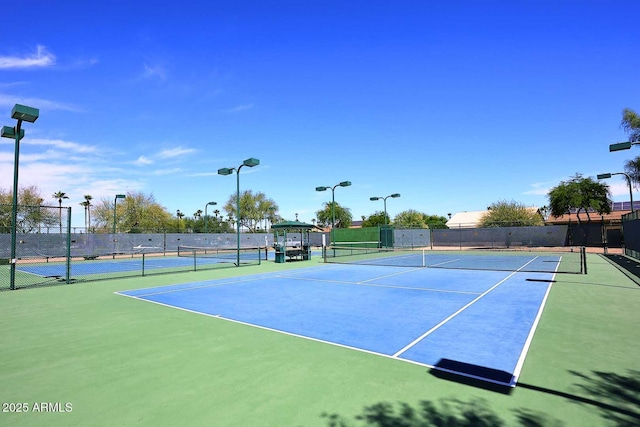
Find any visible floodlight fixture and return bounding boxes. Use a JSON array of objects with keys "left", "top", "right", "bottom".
[
  {"left": 597, "top": 173, "right": 612, "bottom": 179},
  {"left": 243, "top": 158, "right": 260, "bottom": 167},
  {"left": 218, "top": 167, "right": 233, "bottom": 175},
  {"left": 316, "top": 186, "right": 328, "bottom": 192},
  {"left": 11, "top": 104, "right": 39, "bottom": 123},
  {"left": 339, "top": 181, "right": 351, "bottom": 187},
  {"left": 609, "top": 142, "right": 633, "bottom": 152},
  {"left": 1, "top": 126, "right": 24, "bottom": 140}
]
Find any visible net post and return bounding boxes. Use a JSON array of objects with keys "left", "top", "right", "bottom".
[
  {"left": 142, "top": 253, "right": 146, "bottom": 276},
  {"left": 582, "top": 246, "right": 587, "bottom": 274}
]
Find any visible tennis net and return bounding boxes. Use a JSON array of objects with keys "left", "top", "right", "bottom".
[
  {"left": 177, "top": 246, "right": 265, "bottom": 265},
  {"left": 323, "top": 245, "right": 586, "bottom": 274}
]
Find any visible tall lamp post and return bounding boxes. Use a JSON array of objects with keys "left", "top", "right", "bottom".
[
  {"left": 218, "top": 158, "right": 260, "bottom": 265},
  {"left": 113, "top": 194, "right": 126, "bottom": 235},
  {"left": 2, "top": 104, "right": 39, "bottom": 290},
  {"left": 369, "top": 193, "right": 401, "bottom": 225},
  {"left": 315, "top": 181, "right": 351, "bottom": 244},
  {"left": 204, "top": 201, "right": 217, "bottom": 233},
  {"left": 597, "top": 172, "right": 634, "bottom": 213}
]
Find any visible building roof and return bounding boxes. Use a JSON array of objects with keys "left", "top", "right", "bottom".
[
  {"left": 445, "top": 211, "right": 487, "bottom": 228},
  {"left": 546, "top": 210, "right": 630, "bottom": 225}
]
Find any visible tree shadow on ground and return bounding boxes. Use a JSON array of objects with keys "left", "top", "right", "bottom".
[
  {"left": 320, "top": 370, "right": 640, "bottom": 427},
  {"left": 321, "top": 398, "right": 564, "bottom": 427},
  {"left": 569, "top": 369, "right": 640, "bottom": 427}
]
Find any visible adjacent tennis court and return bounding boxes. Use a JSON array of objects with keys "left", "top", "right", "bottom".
[
  {"left": 117, "top": 261, "right": 557, "bottom": 387},
  {"left": 15, "top": 246, "right": 267, "bottom": 280}
]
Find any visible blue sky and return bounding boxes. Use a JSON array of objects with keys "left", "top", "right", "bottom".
[{"left": 1, "top": 1, "right": 639, "bottom": 228}]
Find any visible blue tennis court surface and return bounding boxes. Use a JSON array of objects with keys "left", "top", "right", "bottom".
[
  {"left": 116, "top": 264, "right": 556, "bottom": 387},
  {"left": 17, "top": 256, "right": 232, "bottom": 277}
]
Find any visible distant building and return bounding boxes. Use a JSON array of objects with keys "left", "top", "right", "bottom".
[{"left": 445, "top": 211, "right": 488, "bottom": 228}]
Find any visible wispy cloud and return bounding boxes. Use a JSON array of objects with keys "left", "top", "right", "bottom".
[
  {"left": 158, "top": 147, "right": 196, "bottom": 159},
  {"left": 0, "top": 93, "right": 81, "bottom": 112},
  {"left": 223, "top": 103, "right": 255, "bottom": 113},
  {"left": 0, "top": 45, "right": 56, "bottom": 69},
  {"left": 141, "top": 63, "right": 167, "bottom": 81},
  {"left": 24, "top": 138, "right": 97, "bottom": 153},
  {"left": 133, "top": 155, "right": 153, "bottom": 165},
  {"left": 152, "top": 168, "right": 181, "bottom": 176}
]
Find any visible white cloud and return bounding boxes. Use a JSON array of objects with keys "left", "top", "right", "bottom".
[
  {"left": 157, "top": 147, "right": 196, "bottom": 159},
  {"left": 223, "top": 103, "right": 255, "bottom": 113},
  {"left": 0, "top": 45, "right": 55, "bottom": 69},
  {"left": 141, "top": 63, "right": 167, "bottom": 81},
  {"left": 133, "top": 155, "right": 153, "bottom": 165},
  {"left": 0, "top": 93, "right": 81, "bottom": 112},
  {"left": 152, "top": 168, "right": 181, "bottom": 176},
  {"left": 25, "top": 138, "right": 96, "bottom": 153}
]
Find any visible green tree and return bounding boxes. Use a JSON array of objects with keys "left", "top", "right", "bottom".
[
  {"left": 0, "top": 185, "right": 55, "bottom": 232},
  {"left": 393, "top": 209, "right": 428, "bottom": 228},
  {"left": 91, "top": 191, "right": 175, "bottom": 233},
  {"left": 423, "top": 214, "right": 449, "bottom": 229},
  {"left": 362, "top": 211, "right": 389, "bottom": 227},
  {"left": 478, "top": 200, "right": 544, "bottom": 227},
  {"left": 316, "top": 201, "right": 352, "bottom": 229},
  {"left": 223, "top": 190, "right": 278, "bottom": 233},
  {"left": 547, "top": 174, "right": 612, "bottom": 223},
  {"left": 52, "top": 191, "right": 69, "bottom": 233},
  {"left": 621, "top": 107, "right": 640, "bottom": 142}
]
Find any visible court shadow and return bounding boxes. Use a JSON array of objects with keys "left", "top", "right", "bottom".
[
  {"left": 569, "top": 369, "right": 640, "bottom": 426},
  {"left": 428, "top": 359, "right": 514, "bottom": 394},
  {"left": 601, "top": 254, "right": 640, "bottom": 286},
  {"left": 321, "top": 398, "right": 564, "bottom": 427}
]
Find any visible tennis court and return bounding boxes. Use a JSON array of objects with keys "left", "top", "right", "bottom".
[
  {"left": 117, "top": 261, "right": 557, "bottom": 387},
  {"left": 1, "top": 251, "right": 639, "bottom": 427},
  {"left": 15, "top": 246, "right": 266, "bottom": 280}
]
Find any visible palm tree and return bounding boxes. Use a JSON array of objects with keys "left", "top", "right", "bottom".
[
  {"left": 84, "top": 195, "right": 93, "bottom": 232},
  {"left": 622, "top": 108, "right": 640, "bottom": 187},
  {"left": 79, "top": 200, "right": 90, "bottom": 231},
  {"left": 193, "top": 209, "right": 203, "bottom": 232},
  {"left": 52, "top": 191, "right": 69, "bottom": 233},
  {"left": 176, "top": 210, "right": 184, "bottom": 231}
]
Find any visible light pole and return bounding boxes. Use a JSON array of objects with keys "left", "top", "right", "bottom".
[
  {"left": 316, "top": 181, "right": 351, "bottom": 244},
  {"left": 2, "top": 104, "right": 39, "bottom": 290},
  {"left": 597, "top": 172, "right": 634, "bottom": 213},
  {"left": 113, "top": 194, "right": 126, "bottom": 234},
  {"left": 218, "top": 157, "right": 260, "bottom": 265},
  {"left": 369, "top": 193, "right": 401, "bottom": 225},
  {"left": 204, "top": 201, "right": 217, "bottom": 233}
]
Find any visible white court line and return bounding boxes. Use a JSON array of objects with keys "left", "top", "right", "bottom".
[
  {"left": 511, "top": 255, "right": 563, "bottom": 383},
  {"left": 117, "top": 281, "right": 516, "bottom": 388},
  {"left": 392, "top": 256, "right": 539, "bottom": 358},
  {"left": 115, "top": 275, "right": 268, "bottom": 298},
  {"left": 428, "top": 259, "right": 461, "bottom": 267},
  {"left": 273, "top": 267, "right": 483, "bottom": 295}
]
